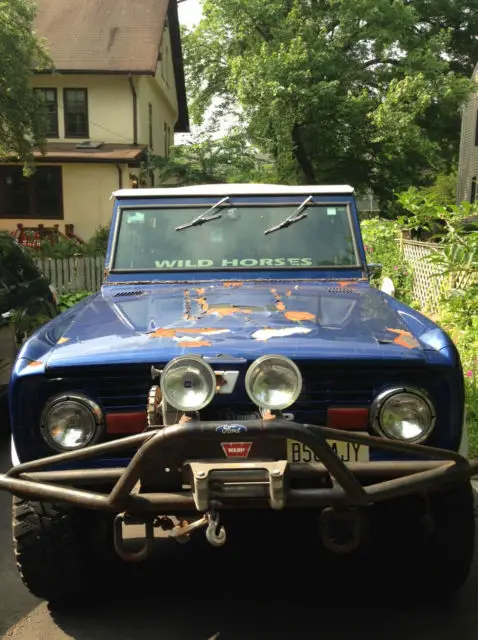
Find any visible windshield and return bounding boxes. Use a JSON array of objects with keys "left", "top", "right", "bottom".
[{"left": 112, "top": 203, "right": 359, "bottom": 271}]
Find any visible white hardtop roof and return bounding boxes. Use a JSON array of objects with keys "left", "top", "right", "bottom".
[{"left": 112, "top": 183, "right": 355, "bottom": 198}]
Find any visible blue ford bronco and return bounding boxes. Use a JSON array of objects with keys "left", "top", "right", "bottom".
[{"left": 1, "top": 184, "right": 476, "bottom": 603}]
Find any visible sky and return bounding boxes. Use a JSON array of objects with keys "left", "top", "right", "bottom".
[
  {"left": 178, "top": 0, "right": 203, "bottom": 28},
  {"left": 176, "top": 0, "right": 239, "bottom": 141}
]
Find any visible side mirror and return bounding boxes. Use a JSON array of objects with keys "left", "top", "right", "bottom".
[{"left": 367, "top": 263, "right": 383, "bottom": 279}]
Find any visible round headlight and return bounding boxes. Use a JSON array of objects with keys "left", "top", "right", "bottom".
[
  {"left": 41, "top": 393, "right": 104, "bottom": 451},
  {"left": 371, "top": 387, "right": 436, "bottom": 443},
  {"left": 160, "top": 355, "right": 216, "bottom": 412},
  {"left": 245, "top": 355, "right": 302, "bottom": 410}
]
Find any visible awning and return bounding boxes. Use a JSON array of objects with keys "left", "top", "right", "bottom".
[{"left": 29, "top": 143, "right": 148, "bottom": 165}]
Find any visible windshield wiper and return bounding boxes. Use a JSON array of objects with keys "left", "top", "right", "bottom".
[
  {"left": 176, "top": 196, "right": 230, "bottom": 231},
  {"left": 264, "top": 195, "right": 314, "bottom": 235}
]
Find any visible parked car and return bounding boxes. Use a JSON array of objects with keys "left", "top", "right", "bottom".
[
  {"left": 0, "top": 184, "right": 476, "bottom": 604},
  {"left": 0, "top": 232, "right": 58, "bottom": 398}
]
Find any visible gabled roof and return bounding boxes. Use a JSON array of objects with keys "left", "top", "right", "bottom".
[{"left": 33, "top": 0, "right": 189, "bottom": 131}]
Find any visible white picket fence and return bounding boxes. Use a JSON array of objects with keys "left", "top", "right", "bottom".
[
  {"left": 33, "top": 243, "right": 474, "bottom": 308},
  {"left": 34, "top": 256, "right": 105, "bottom": 294}
]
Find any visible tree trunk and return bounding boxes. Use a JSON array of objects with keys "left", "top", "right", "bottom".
[{"left": 292, "top": 124, "right": 317, "bottom": 183}]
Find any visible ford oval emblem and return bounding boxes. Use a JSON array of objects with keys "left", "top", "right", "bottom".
[{"left": 216, "top": 424, "right": 247, "bottom": 435}]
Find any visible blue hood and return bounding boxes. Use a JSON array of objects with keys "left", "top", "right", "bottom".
[{"left": 32, "top": 280, "right": 437, "bottom": 370}]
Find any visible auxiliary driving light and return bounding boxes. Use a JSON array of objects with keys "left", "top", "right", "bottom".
[
  {"left": 40, "top": 393, "right": 104, "bottom": 451},
  {"left": 371, "top": 386, "right": 436, "bottom": 443},
  {"left": 245, "top": 354, "right": 302, "bottom": 410},
  {"left": 160, "top": 355, "right": 216, "bottom": 412}
]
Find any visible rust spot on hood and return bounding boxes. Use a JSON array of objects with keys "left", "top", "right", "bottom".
[
  {"left": 284, "top": 311, "right": 316, "bottom": 322},
  {"left": 184, "top": 289, "right": 192, "bottom": 320},
  {"left": 386, "top": 328, "right": 420, "bottom": 349},
  {"left": 223, "top": 282, "right": 243, "bottom": 288},
  {"left": 27, "top": 360, "right": 43, "bottom": 368},
  {"left": 197, "top": 297, "right": 209, "bottom": 313},
  {"left": 57, "top": 337, "right": 70, "bottom": 345},
  {"left": 206, "top": 307, "right": 252, "bottom": 317},
  {"left": 271, "top": 288, "right": 316, "bottom": 322},
  {"left": 196, "top": 288, "right": 205, "bottom": 295},
  {"left": 149, "top": 328, "right": 178, "bottom": 338},
  {"left": 178, "top": 339, "right": 212, "bottom": 348},
  {"left": 150, "top": 327, "right": 229, "bottom": 338}
]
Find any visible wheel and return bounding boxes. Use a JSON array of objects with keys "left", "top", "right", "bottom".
[
  {"left": 12, "top": 497, "right": 118, "bottom": 605},
  {"left": 369, "top": 482, "right": 475, "bottom": 600}
]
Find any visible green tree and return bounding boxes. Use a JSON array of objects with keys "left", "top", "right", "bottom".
[
  {"left": 146, "top": 129, "right": 274, "bottom": 185},
  {"left": 0, "top": 0, "right": 51, "bottom": 164},
  {"left": 184, "top": 0, "right": 477, "bottom": 203}
]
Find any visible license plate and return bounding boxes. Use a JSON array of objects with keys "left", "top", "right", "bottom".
[{"left": 287, "top": 439, "right": 369, "bottom": 463}]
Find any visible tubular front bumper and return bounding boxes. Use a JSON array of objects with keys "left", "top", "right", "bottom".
[{"left": 1, "top": 421, "right": 478, "bottom": 514}]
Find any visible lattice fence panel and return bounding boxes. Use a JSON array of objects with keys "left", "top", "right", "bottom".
[{"left": 401, "top": 240, "right": 476, "bottom": 314}]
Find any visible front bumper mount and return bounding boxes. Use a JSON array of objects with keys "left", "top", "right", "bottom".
[{"left": 1, "top": 420, "right": 477, "bottom": 514}]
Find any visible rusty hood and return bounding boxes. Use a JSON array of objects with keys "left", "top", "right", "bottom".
[{"left": 31, "top": 280, "right": 431, "bottom": 369}]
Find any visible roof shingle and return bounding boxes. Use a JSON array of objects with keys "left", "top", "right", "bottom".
[{"left": 34, "top": 0, "right": 169, "bottom": 74}]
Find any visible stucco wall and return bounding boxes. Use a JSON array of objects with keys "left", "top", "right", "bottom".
[
  {"left": 0, "top": 163, "right": 125, "bottom": 241},
  {"left": 30, "top": 75, "right": 135, "bottom": 144}
]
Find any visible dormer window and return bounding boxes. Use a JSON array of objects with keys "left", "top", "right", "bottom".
[
  {"left": 64, "top": 89, "right": 89, "bottom": 138},
  {"left": 34, "top": 88, "right": 59, "bottom": 138}
]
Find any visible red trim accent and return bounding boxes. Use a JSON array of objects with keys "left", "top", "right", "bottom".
[
  {"left": 106, "top": 412, "right": 147, "bottom": 434},
  {"left": 327, "top": 408, "right": 369, "bottom": 430},
  {"left": 221, "top": 442, "right": 252, "bottom": 458}
]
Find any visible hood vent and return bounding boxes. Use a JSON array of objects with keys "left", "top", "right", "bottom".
[
  {"left": 113, "top": 290, "right": 149, "bottom": 298},
  {"left": 327, "top": 287, "right": 360, "bottom": 294}
]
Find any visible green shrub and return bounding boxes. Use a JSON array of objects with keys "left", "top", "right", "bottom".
[
  {"left": 360, "top": 217, "right": 414, "bottom": 304},
  {"left": 58, "top": 290, "right": 93, "bottom": 313},
  {"left": 84, "top": 225, "right": 110, "bottom": 256},
  {"left": 396, "top": 188, "right": 478, "bottom": 456}
]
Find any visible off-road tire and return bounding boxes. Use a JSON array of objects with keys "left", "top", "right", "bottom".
[
  {"left": 370, "top": 482, "right": 475, "bottom": 600},
  {"left": 12, "top": 497, "right": 118, "bottom": 604}
]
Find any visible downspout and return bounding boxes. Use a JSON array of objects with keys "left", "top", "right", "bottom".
[
  {"left": 128, "top": 74, "right": 138, "bottom": 144},
  {"left": 116, "top": 164, "right": 123, "bottom": 189}
]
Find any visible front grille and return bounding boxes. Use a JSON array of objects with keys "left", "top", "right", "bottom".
[
  {"left": 295, "top": 364, "right": 443, "bottom": 414},
  {"left": 47, "top": 362, "right": 443, "bottom": 420}
]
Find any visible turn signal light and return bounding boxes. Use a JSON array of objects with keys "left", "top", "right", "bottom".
[{"left": 327, "top": 408, "right": 369, "bottom": 430}]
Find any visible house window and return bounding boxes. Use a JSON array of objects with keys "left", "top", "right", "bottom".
[
  {"left": 34, "top": 88, "right": 58, "bottom": 137},
  {"left": 164, "top": 123, "right": 168, "bottom": 156},
  {"left": 64, "top": 89, "right": 89, "bottom": 138},
  {"left": 471, "top": 177, "right": 477, "bottom": 204},
  {"left": 475, "top": 111, "right": 478, "bottom": 146},
  {"left": 0, "top": 166, "right": 63, "bottom": 219},
  {"left": 148, "top": 103, "right": 153, "bottom": 150}
]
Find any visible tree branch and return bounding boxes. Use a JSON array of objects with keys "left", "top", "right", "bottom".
[{"left": 363, "top": 58, "right": 400, "bottom": 69}]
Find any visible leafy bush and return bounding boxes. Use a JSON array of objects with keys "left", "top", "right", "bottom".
[
  {"left": 397, "top": 188, "right": 478, "bottom": 456},
  {"left": 58, "top": 291, "right": 93, "bottom": 313},
  {"left": 84, "top": 225, "right": 110, "bottom": 256},
  {"left": 360, "top": 217, "right": 414, "bottom": 305},
  {"left": 23, "top": 225, "right": 110, "bottom": 260}
]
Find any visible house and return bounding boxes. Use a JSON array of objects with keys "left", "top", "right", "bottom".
[
  {"left": 0, "top": 0, "right": 189, "bottom": 242},
  {"left": 457, "top": 63, "right": 478, "bottom": 205}
]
